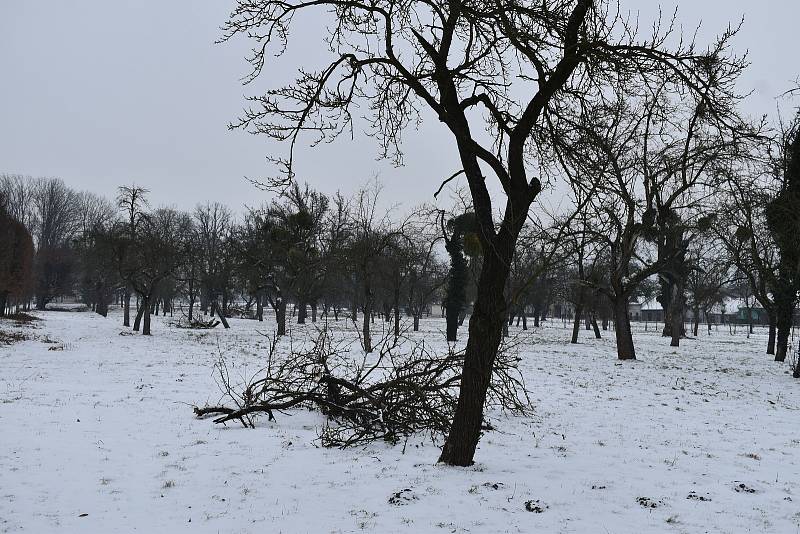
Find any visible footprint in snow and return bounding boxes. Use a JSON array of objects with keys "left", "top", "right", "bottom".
[
  {"left": 388, "top": 489, "right": 418, "bottom": 505},
  {"left": 524, "top": 500, "right": 548, "bottom": 513},
  {"left": 636, "top": 496, "right": 663, "bottom": 509},
  {"left": 734, "top": 482, "right": 756, "bottom": 494}
]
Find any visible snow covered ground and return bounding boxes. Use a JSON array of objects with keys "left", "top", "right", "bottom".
[{"left": 2, "top": 309, "right": 800, "bottom": 533}]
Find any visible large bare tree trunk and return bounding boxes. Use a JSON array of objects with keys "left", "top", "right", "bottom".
[
  {"left": 613, "top": 297, "right": 635, "bottom": 360},
  {"left": 133, "top": 299, "right": 145, "bottom": 331},
  {"left": 438, "top": 250, "right": 509, "bottom": 466},
  {"left": 669, "top": 282, "right": 684, "bottom": 347},
  {"left": 775, "top": 297, "right": 793, "bottom": 362},
  {"left": 142, "top": 298, "right": 151, "bottom": 335},
  {"left": 446, "top": 301, "right": 460, "bottom": 342}
]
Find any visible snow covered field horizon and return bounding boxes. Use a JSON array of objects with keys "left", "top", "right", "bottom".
[{"left": 3, "top": 308, "right": 799, "bottom": 533}]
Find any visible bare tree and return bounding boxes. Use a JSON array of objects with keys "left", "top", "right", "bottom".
[
  {"left": 220, "top": 0, "right": 748, "bottom": 464},
  {"left": 116, "top": 185, "right": 149, "bottom": 326},
  {"left": 31, "top": 178, "right": 80, "bottom": 309}
]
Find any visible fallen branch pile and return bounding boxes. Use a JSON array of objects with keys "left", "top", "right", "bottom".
[
  {"left": 194, "top": 327, "right": 532, "bottom": 447},
  {"left": 175, "top": 318, "right": 220, "bottom": 329}
]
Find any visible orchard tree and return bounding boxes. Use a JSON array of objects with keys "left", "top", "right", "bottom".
[
  {"left": 221, "top": 0, "right": 750, "bottom": 464},
  {"left": 765, "top": 112, "right": 800, "bottom": 362},
  {"left": 116, "top": 185, "right": 149, "bottom": 326},
  {"left": 0, "top": 196, "right": 34, "bottom": 316},
  {"left": 31, "top": 178, "right": 80, "bottom": 309}
]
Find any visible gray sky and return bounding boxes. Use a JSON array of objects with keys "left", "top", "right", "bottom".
[{"left": 1, "top": 1, "right": 798, "bottom": 213}]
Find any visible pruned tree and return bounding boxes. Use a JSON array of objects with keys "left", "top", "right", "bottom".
[
  {"left": 118, "top": 208, "right": 191, "bottom": 335},
  {"left": 219, "top": 0, "right": 749, "bottom": 464},
  {"left": 116, "top": 185, "right": 149, "bottom": 327},
  {"left": 765, "top": 111, "right": 800, "bottom": 362},
  {"left": 561, "top": 76, "right": 750, "bottom": 359}
]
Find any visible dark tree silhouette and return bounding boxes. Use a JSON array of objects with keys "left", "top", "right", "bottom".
[{"left": 219, "top": 0, "right": 749, "bottom": 464}]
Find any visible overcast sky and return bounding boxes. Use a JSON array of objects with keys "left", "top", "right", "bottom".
[{"left": 1, "top": 1, "right": 798, "bottom": 213}]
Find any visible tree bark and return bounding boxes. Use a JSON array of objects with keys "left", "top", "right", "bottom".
[
  {"left": 775, "top": 296, "right": 793, "bottom": 362},
  {"left": 668, "top": 279, "right": 685, "bottom": 347},
  {"left": 362, "top": 301, "right": 372, "bottom": 353},
  {"left": 571, "top": 304, "right": 583, "bottom": 344},
  {"left": 212, "top": 300, "right": 230, "bottom": 329},
  {"left": 188, "top": 282, "right": 195, "bottom": 322},
  {"left": 142, "top": 298, "right": 151, "bottom": 335},
  {"left": 276, "top": 298, "right": 286, "bottom": 336},
  {"left": 613, "top": 297, "right": 635, "bottom": 360},
  {"left": 446, "top": 303, "right": 460, "bottom": 342},
  {"left": 133, "top": 299, "right": 145, "bottom": 331},
  {"left": 767, "top": 314, "right": 776, "bottom": 355},
  {"left": 591, "top": 315, "right": 601, "bottom": 339},
  {"left": 393, "top": 286, "right": 401, "bottom": 341},
  {"left": 438, "top": 250, "right": 509, "bottom": 466}
]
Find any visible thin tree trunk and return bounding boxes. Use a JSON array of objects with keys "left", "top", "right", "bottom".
[
  {"left": 394, "top": 284, "right": 400, "bottom": 340},
  {"left": 591, "top": 315, "right": 601, "bottom": 339},
  {"left": 188, "top": 283, "right": 195, "bottom": 322},
  {"left": 362, "top": 301, "right": 372, "bottom": 353},
  {"left": 571, "top": 304, "right": 583, "bottom": 344},
  {"left": 213, "top": 300, "right": 230, "bottom": 329}
]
